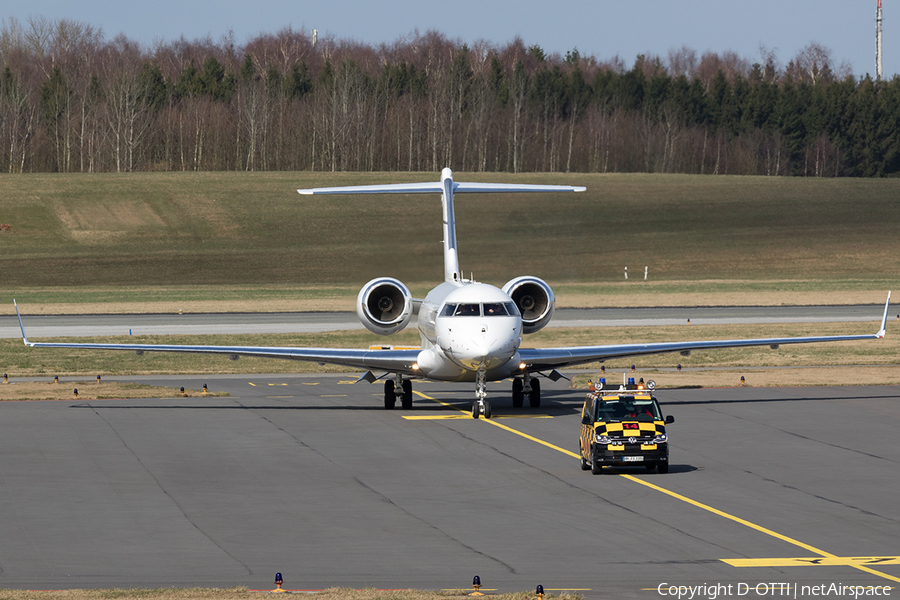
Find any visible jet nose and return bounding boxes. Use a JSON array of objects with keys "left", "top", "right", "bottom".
[{"left": 450, "top": 340, "right": 514, "bottom": 371}]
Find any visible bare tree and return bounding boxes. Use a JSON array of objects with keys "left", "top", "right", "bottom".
[
  {"left": 668, "top": 45, "right": 697, "bottom": 79},
  {"left": 101, "top": 35, "right": 156, "bottom": 171}
]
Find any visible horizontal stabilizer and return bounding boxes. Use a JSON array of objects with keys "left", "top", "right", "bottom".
[
  {"left": 298, "top": 181, "right": 585, "bottom": 195},
  {"left": 298, "top": 182, "right": 444, "bottom": 195},
  {"left": 454, "top": 182, "right": 586, "bottom": 194}
]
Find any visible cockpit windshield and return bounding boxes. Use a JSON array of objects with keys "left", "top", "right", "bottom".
[
  {"left": 440, "top": 302, "right": 520, "bottom": 317},
  {"left": 454, "top": 304, "right": 481, "bottom": 316}
]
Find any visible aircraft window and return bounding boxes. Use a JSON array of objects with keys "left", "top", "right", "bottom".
[
  {"left": 440, "top": 303, "right": 458, "bottom": 317},
  {"left": 454, "top": 304, "right": 481, "bottom": 317},
  {"left": 504, "top": 302, "right": 520, "bottom": 316},
  {"left": 483, "top": 303, "right": 508, "bottom": 316}
]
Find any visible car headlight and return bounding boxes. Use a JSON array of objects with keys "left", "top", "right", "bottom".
[
  {"left": 595, "top": 434, "right": 612, "bottom": 444},
  {"left": 652, "top": 434, "right": 668, "bottom": 444}
]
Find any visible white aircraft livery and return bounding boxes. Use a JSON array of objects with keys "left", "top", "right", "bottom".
[{"left": 15, "top": 168, "right": 891, "bottom": 418}]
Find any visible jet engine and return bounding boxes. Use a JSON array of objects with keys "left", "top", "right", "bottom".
[
  {"left": 502, "top": 276, "right": 555, "bottom": 334},
  {"left": 357, "top": 277, "right": 414, "bottom": 335}
]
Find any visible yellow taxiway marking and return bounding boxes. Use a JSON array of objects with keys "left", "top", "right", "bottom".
[
  {"left": 411, "top": 390, "right": 900, "bottom": 585},
  {"left": 402, "top": 414, "right": 553, "bottom": 421},
  {"left": 268, "top": 383, "right": 288, "bottom": 386},
  {"left": 248, "top": 382, "right": 256, "bottom": 386},
  {"left": 725, "top": 556, "right": 900, "bottom": 567},
  {"left": 321, "top": 394, "right": 347, "bottom": 397}
]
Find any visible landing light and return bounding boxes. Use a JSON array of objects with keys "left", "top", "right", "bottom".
[
  {"left": 412, "top": 363, "right": 419, "bottom": 370},
  {"left": 519, "top": 362, "right": 527, "bottom": 370}
]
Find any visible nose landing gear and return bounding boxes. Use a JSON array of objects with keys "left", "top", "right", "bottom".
[{"left": 471, "top": 370, "right": 492, "bottom": 419}]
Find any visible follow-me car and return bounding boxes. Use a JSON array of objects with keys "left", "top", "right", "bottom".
[{"left": 15, "top": 168, "right": 891, "bottom": 418}]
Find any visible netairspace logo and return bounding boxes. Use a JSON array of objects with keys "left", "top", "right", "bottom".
[{"left": 657, "top": 582, "right": 893, "bottom": 599}]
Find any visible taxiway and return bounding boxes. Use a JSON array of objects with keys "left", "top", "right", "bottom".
[{"left": 0, "top": 376, "right": 897, "bottom": 597}]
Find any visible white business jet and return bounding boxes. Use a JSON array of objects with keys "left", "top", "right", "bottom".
[{"left": 15, "top": 168, "right": 891, "bottom": 418}]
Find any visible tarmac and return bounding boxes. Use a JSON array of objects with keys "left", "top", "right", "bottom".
[{"left": 0, "top": 374, "right": 898, "bottom": 597}]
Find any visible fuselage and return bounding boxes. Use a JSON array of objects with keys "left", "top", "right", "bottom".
[{"left": 415, "top": 281, "right": 524, "bottom": 382}]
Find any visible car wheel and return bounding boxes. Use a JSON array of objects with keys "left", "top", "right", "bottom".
[{"left": 581, "top": 451, "right": 591, "bottom": 471}]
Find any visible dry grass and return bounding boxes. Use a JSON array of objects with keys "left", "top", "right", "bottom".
[
  {"left": 0, "top": 589, "right": 562, "bottom": 600},
  {"left": 0, "top": 381, "right": 228, "bottom": 402},
  {"left": 571, "top": 366, "right": 900, "bottom": 390}
]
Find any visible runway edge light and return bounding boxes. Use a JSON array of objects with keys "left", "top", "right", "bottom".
[
  {"left": 536, "top": 584, "right": 544, "bottom": 600},
  {"left": 471, "top": 575, "right": 483, "bottom": 596}
]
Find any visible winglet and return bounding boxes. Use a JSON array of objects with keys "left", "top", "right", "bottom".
[
  {"left": 876, "top": 291, "right": 891, "bottom": 338},
  {"left": 13, "top": 300, "right": 31, "bottom": 346}
]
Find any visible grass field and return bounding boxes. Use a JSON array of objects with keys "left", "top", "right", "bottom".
[{"left": 2, "top": 172, "right": 899, "bottom": 291}]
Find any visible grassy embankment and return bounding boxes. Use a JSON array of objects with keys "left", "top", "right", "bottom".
[{"left": 1, "top": 171, "right": 898, "bottom": 392}]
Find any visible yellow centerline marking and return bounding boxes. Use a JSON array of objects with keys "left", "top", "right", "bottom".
[
  {"left": 411, "top": 390, "right": 900, "bottom": 584},
  {"left": 403, "top": 414, "right": 553, "bottom": 421},
  {"left": 725, "top": 556, "right": 900, "bottom": 567}
]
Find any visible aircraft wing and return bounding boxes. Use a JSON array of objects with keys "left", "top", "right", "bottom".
[
  {"left": 520, "top": 292, "right": 891, "bottom": 372},
  {"left": 12, "top": 302, "right": 421, "bottom": 375}
]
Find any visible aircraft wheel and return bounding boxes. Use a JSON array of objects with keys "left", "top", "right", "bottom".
[
  {"left": 384, "top": 380, "right": 396, "bottom": 410},
  {"left": 401, "top": 379, "right": 413, "bottom": 410},
  {"left": 512, "top": 378, "right": 524, "bottom": 408},
  {"left": 529, "top": 378, "right": 541, "bottom": 407},
  {"left": 471, "top": 402, "right": 479, "bottom": 419},
  {"left": 484, "top": 401, "right": 491, "bottom": 419}
]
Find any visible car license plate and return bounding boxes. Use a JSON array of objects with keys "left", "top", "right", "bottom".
[{"left": 623, "top": 456, "right": 644, "bottom": 462}]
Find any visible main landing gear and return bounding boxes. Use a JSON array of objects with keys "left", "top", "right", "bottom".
[
  {"left": 384, "top": 377, "right": 413, "bottom": 410},
  {"left": 511, "top": 374, "right": 540, "bottom": 408}
]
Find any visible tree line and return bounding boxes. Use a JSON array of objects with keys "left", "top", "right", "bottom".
[{"left": 2, "top": 16, "right": 899, "bottom": 177}]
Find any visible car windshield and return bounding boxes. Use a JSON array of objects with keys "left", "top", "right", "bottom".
[{"left": 596, "top": 399, "right": 662, "bottom": 422}]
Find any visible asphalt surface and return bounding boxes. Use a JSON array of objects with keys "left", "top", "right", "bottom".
[
  {"left": 0, "top": 375, "right": 898, "bottom": 596},
  {"left": 0, "top": 305, "right": 890, "bottom": 338}
]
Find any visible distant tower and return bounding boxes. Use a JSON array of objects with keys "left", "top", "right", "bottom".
[
  {"left": 312, "top": 28, "right": 318, "bottom": 48},
  {"left": 877, "top": 0, "right": 883, "bottom": 80}
]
